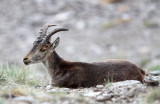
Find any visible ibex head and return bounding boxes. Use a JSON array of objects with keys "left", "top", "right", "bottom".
[{"left": 23, "top": 24, "right": 68, "bottom": 65}]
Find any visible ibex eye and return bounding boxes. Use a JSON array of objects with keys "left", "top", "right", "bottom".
[{"left": 40, "top": 48, "right": 46, "bottom": 52}]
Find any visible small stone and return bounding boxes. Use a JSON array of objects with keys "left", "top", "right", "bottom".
[
  {"left": 145, "top": 75, "right": 160, "bottom": 83},
  {"left": 96, "top": 85, "right": 104, "bottom": 89},
  {"left": 60, "top": 88, "right": 70, "bottom": 92},
  {"left": 50, "top": 89, "right": 58, "bottom": 92},
  {"left": 80, "top": 91, "right": 101, "bottom": 97},
  {"left": 14, "top": 96, "right": 35, "bottom": 103},
  {"left": 45, "top": 85, "right": 53, "bottom": 90},
  {"left": 145, "top": 80, "right": 159, "bottom": 86},
  {"left": 46, "top": 89, "right": 52, "bottom": 93},
  {"left": 150, "top": 71, "right": 160, "bottom": 76},
  {"left": 96, "top": 95, "right": 112, "bottom": 102},
  {"left": 111, "top": 80, "right": 141, "bottom": 88},
  {"left": 34, "top": 85, "right": 41, "bottom": 88}
]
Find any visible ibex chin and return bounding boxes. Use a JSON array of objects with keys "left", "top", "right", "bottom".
[{"left": 23, "top": 24, "right": 146, "bottom": 88}]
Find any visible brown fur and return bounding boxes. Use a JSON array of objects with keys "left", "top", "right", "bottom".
[{"left": 41, "top": 51, "right": 145, "bottom": 88}]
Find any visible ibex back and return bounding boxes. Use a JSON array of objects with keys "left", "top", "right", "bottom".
[{"left": 23, "top": 24, "right": 145, "bottom": 88}]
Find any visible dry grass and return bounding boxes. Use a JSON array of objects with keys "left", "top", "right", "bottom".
[
  {"left": 0, "top": 85, "right": 53, "bottom": 103},
  {"left": 1, "top": 86, "right": 33, "bottom": 98},
  {"left": 0, "top": 64, "right": 44, "bottom": 86},
  {"left": 142, "top": 87, "right": 160, "bottom": 104},
  {"left": 148, "top": 65, "right": 160, "bottom": 71}
]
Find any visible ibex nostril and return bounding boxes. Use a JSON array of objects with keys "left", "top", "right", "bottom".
[{"left": 23, "top": 58, "right": 28, "bottom": 61}]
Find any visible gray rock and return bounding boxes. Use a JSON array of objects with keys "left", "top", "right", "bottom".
[
  {"left": 50, "top": 88, "right": 58, "bottom": 92},
  {"left": 45, "top": 85, "right": 53, "bottom": 90},
  {"left": 145, "top": 80, "right": 159, "bottom": 87},
  {"left": 14, "top": 96, "right": 35, "bottom": 103},
  {"left": 96, "top": 85, "right": 104, "bottom": 89},
  {"left": 60, "top": 88, "right": 71, "bottom": 92},
  {"left": 80, "top": 91, "right": 101, "bottom": 97},
  {"left": 96, "top": 95, "right": 112, "bottom": 102},
  {"left": 150, "top": 70, "right": 160, "bottom": 76}
]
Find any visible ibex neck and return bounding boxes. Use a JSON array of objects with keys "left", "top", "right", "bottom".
[{"left": 42, "top": 51, "right": 65, "bottom": 75}]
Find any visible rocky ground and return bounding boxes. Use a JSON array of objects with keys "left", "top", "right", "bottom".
[{"left": 0, "top": 71, "right": 159, "bottom": 104}]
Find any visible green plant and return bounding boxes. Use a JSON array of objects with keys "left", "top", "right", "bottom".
[
  {"left": 144, "top": 21, "right": 159, "bottom": 28},
  {"left": 0, "top": 64, "right": 43, "bottom": 86},
  {"left": 142, "top": 88, "right": 160, "bottom": 104},
  {"left": 104, "top": 78, "right": 113, "bottom": 88},
  {"left": 148, "top": 65, "right": 160, "bottom": 71},
  {"left": 140, "top": 58, "right": 150, "bottom": 68}
]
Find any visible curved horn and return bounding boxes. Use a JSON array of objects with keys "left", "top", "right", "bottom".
[
  {"left": 44, "top": 28, "right": 68, "bottom": 42},
  {"left": 35, "top": 24, "right": 56, "bottom": 42}
]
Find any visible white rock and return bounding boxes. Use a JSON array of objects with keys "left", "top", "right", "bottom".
[
  {"left": 14, "top": 96, "right": 35, "bottom": 103},
  {"left": 50, "top": 88, "right": 58, "bottom": 92},
  {"left": 46, "top": 85, "right": 53, "bottom": 90},
  {"left": 109, "top": 80, "right": 141, "bottom": 88},
  {"left": 150, "top": 70, "right": 160, "bottom": 76},
  {"left": 151, "top": 76, "right": 160, "bottom": 81},
  {"left": 81, "top": 91, "right": 101, "bottom": 97},
  {"left": 60, "top": 88, "right": 71, "bottom": 92},
  {"left": 96, "top": 85, "right": 104, "bottom": 89}
]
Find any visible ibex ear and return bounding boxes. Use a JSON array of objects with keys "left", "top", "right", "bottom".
[{"left": 51, "top": 37, "right": 60, "bottom": 50}]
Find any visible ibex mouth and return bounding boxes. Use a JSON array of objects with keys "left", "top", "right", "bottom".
[{"left": 24, "top": 61, "right": 31, "bottom": 65}]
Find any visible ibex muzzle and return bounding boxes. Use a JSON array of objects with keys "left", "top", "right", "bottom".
[{"left": 23, "top": 24, "right": 145, "bottom": 88}]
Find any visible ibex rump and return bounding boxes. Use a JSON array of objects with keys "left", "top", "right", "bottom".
[{"left": 23, "top": 24, "right": 145, "bottom": 88}]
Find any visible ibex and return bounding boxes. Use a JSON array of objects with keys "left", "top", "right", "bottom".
[{"left": 23, "top": 24, "right": 146, "bottom": 88}]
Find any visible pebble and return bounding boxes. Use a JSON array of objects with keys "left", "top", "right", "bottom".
[
  {"left": 111, "top": 80, "right": 141, "bottom": 88},
  {"left": 45, "top": 85, "right": 53, "bottom": 90},
  {"left": 80, "top": 91, "right": 101, "bottom": 97},
  {"left": 96, "top": 85, "right": 104, "bottom": 89},
  {"left": 14, "top": 96, "right": 35, "bottom": 103},
  {"left": 96, "top": 95, "right": 111, "bottom": 102},
  {"left": 60, "top": 88, "right": 71, "bottom": 92},
  {"left": 145, "top": 80, "right": 159, "bottom": 86},
  {"left": 150, "top": 70, "right": 160, "bottom": 76},
  {"left": 50, "top": 88, "right": 58, "bottom": 92},
  {"left": 34, "top": 85, "right": 41, "bottom": 89}
]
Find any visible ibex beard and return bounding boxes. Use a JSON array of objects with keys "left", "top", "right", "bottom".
[{"left": 23, "top": 24, "right": 146, "bottom": 88}]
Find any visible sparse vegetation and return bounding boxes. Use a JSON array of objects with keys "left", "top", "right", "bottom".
[
  {"left": 1, "top": 86, "right": 33, "bottom": 98},
  {"left": 144, "top": 21, "right": 159, "bottom": 28},
  {"left": 140, "top": 58, "right": 150, "bottom": 68},
  {"left": 142, "top": 88, "right": 160, "bottom": 104},
  {"left": 0, "top": 64, "right": 43, "bottom": 86},
  {"left": 148, "top": 65, "right": 160, "bottom": 71},
  {"left": 104, "top": 78, "right": 113, "bottom": 88}
]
